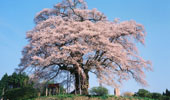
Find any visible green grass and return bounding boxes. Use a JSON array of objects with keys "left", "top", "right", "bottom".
[{"left": 32, "top": 94, "right": 156, "bottom": 100}]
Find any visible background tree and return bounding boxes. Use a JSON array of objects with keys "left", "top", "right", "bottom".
[
  {"left": 89, "top": 86, "right": 108, "bottom": 96},
  {"left": 134, "top": 89, "right": 151, "bottom": 98},
  {"left": 0, "top": 73, "right": 8, "bottom": 97},
  {"left": 163, "top": 89, "right": 170, "bottom": 97},
  {"left": 3, "top": 87, "right": 38, "bottom": 100},
  {"left": 134, "top": 88, "right": 170, "bottom": 100},
  {"left": 0, "top": 73, "right": 31, "bottom": 92},
  {"left": 18, "top": 0, "right": 151, "bottom": 95},
  {"left": 0, "top": 72, "right": 35, "bottom": 99},
  {"left": 7, "top": 72, "right": 30, "bottom": 88},
  {"left": 151, "top": 92, "right": 162, "bottom": 100}
]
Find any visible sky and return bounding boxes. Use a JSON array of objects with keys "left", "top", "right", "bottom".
[{"left": 0, "top": 0, "right": 170, "bottom": 95}]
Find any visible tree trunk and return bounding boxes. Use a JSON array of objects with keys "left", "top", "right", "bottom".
[
  {"left": 74, "top": 72, "right": 80, "bottom": 94},
  {"left": 45, "top": 87, "right": 48, "bottom": 96},
  {"left": 81, "top": 70, "right": 89, "bottom": 95},
  {"left": 70, "top": 51, "right": 89, "bottom": 95},
  {"left": 74, "top": 70, "right": 89, "bottom": 95}
]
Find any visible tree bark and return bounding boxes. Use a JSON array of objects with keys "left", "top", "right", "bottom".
[
  {"left": 74, "top": 72, "right": 80, "bottom": 94},
  {"left": 81, "top": 70, "right": 89, "bottom": 95},
  {"left": 74, "top": 70, "right": 89, "bottom": 95}
]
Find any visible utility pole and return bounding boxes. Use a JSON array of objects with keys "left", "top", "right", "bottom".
[{"left": 114, "top": 88, "right": 120, "bottom": 96}]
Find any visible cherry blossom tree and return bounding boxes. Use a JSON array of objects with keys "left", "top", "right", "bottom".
[{"left": 18, "top": 0, "right": 152, "bottom": 95}]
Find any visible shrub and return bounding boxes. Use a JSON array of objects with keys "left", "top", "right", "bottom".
[
  {"left": 160, "top": 95, "right": 170, "bottom": 100},
  {"left": 123, "top": 92, "right": 134, "bottom": 97},
  {"left": 89, "top": 86, "right": 109, "bottom": 96},
  {"left": 134, "top": 89, "right": 151, "bottom": 98},
  {"left": 3, "top": 86, "right": 38, "bottom": 100},
  {"left": 59, "top": 86, "right": 66, "bottom": 94},
  {"left": 151, "top": 92, "right": 162, "bottom": 99}
]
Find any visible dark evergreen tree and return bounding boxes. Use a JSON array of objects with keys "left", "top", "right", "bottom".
[
  {"left": 0, "top": 72, "right": 32, "bottom": 98},
  {"left": 7, "top": 72, "right": 30, "bottom": 88},
  {"left": 163, "top": 89, "right": 170, "bottom": 97},
  {"left": 0, "top": 73, "right": 8, "bottom": 97}
]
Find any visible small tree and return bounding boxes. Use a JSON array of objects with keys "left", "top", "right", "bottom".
[
  {"left": 89, "top": 86, "right": 108, "bottom": 96},
  {"left": 134, "top": 89, "right": 151, "bottom": 98}
]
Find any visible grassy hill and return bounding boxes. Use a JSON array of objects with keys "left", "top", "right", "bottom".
[{"left": 34, "top": 94, "right": 155, "bottom": 100}]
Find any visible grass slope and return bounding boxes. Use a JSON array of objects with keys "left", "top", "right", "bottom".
[{"left": 34, "top": 94, "right": 155, "bottom": 100}]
